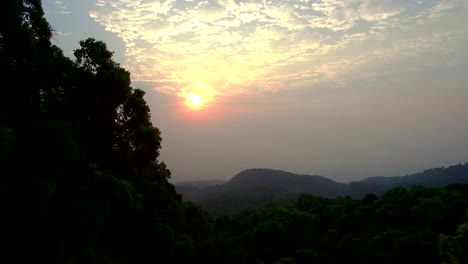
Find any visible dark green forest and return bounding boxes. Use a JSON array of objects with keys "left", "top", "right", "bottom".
[
  {"left": 176, "top": 165, "right": 468, "bottom": 215},
  {"left": 1, "top": 1, "right": 467, "bottom": 263}
]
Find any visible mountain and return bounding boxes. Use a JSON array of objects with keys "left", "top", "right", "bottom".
[
  {"left": 361, "top": 163, "right": 468, "bottom": 188},
  {"left": 175, "top": 179, "right": 226, "bottom": 188},
  {"left": 174, "top": 169, "right": 384, "bottom": 214},
  {"left": 174, "top": 179, "right": 226, "bottom": 202},
  {"left": 175, "top": 163, "right": 468, "bottom": 214}
]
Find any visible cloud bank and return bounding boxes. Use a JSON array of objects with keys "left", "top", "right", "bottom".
[{"left": 88, "top": 0, "right": 468, "bottom": 104}]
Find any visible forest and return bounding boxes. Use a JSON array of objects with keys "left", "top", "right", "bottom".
[
  {"left": 1, "top": 1, "right": 467, "bottom": 263},
  {"left": 176, "top": 165, "right": 468, "bottom": 215}
]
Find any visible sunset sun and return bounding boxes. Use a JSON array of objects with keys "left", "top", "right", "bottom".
[
  {"left": 186, "top": 94, "right": 204, "bottom": 109},
  {"left": 180, "top": 82, "right": 216, "bottom": 110}
]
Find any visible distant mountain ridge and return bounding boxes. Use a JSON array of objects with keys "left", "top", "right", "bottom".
[
  {"left": 175, "top": 179, "right": 226, "bottom": 188},
  {"left": 176, "top": 163, "right": 468, "bottom": 214},
  {"left": 361, "top": 164, "right": 468, "bottom": 187},
  {"left": 228, "top": 168, "right": 341, "bottom": 194}
]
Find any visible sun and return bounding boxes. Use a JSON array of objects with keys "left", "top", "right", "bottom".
[
  {"left": 180, "top": 82, "right": 215, "bottom": 110},
  {"left": 186, "top": 94, "right": 204, "bottom": 109}
]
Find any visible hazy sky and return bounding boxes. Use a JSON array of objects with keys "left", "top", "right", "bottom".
[{"left": 44, "top": 0, "right": 468, "bottom": 182}]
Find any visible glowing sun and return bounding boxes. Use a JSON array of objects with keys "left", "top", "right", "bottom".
[
  {"left": 186, "top": 94, "right": 204, "bottom": 109},
  {"left": 180, "top": 82, "right": 215, "bottom": 110}
]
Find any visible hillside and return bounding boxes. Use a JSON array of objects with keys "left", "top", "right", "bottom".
[
  {"left": 361, "top": 163, "right": 468, "bottom": 187},
  {"left": 176, "top": 163, "right": 468, "bottom": 214},
  {"left": 174, "top": 179, "right": 226, "bottom": 202},
  {"left": 175, "top": 168, "right": 381, "bottom": 214},
  {"left": 175, "top": 179, "right": 226, "bottom": 188}
]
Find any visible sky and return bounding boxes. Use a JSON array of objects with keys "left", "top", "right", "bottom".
[{"left": 43, "top": 0, "right": 468, "bottom": 182}]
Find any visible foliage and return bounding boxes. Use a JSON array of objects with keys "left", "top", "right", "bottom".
[
  {"left": 0, "top": 1, "right": 197, "bottom": 263},
  {"left": 195, "top": 185, "right": 468, "bottom": 264}
]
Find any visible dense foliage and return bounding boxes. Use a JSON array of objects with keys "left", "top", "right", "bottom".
[
  {"left": 1, "top": 1, "right": 467, "bottom": 263},
  {"left": 0, "top": 1, "right": 206, "bottom": 263},
  {"left": 206, "top": 184, "right": 468, "bottom": 264}
]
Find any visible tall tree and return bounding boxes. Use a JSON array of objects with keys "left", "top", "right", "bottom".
[{"left": 0, "top": 0, "right": 52, "bottom": 121}]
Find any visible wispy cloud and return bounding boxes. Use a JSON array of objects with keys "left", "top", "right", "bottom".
[
  {"left": 88, "top": 0, "right": 468, "bottom": 102},
  {"left": 46, "top": 0, "right": 72, "bottom": 14},
  {"left": 56, "top": 31, "right": 71, "bottom": 37}
]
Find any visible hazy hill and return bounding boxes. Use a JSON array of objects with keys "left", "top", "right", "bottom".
[
  {"left": 175, "top": 179, "right": 226, "bottom": 188},
  {"left": 361, "top": 163, "right": 468, "bottom": 187},
  {"left": 175, "top": 163, "right": 468, "bottom": 214},
  {"left": 174, "top": 179, "right": 226, "bottom": 201},
  {"left": 175, "top": 169, "right": 384, "bottom": 214}
]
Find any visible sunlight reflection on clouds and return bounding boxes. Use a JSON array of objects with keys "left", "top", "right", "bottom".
[{"left": 88, "top": 0, "right": 468, "bottom": 104}]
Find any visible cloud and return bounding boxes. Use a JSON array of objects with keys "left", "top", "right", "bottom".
[
  {"left": 45, "top": 0, "right": 72, "bottom": 14},
  {"left": 88, "top": 0, "right": 468, "bottom": 102},
  {"left": 428, "top": 0, "right": 468, "bottom": 19},
  {"left": 359, "top": 0, "right": 408, "bottom": 21},
  {"left": 56, "top": 31, "right": 71, "bottom": 36}
]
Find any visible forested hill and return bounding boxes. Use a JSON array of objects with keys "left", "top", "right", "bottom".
[
  {"left": 361, "top": 163, "right": 468, "bottom": 187},
  {"left": 176, "top": 179, "right": 227, "bottom": 188},
  {"left": 176, "top": 163, "right": 468, "bottom": 214},
  {"left": 229, "top": 169, "right": 340, "bottom": 192}
]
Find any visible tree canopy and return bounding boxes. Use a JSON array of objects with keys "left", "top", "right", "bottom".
[{"left": 0, "top": 1, "right": 193, "bottom": 263}]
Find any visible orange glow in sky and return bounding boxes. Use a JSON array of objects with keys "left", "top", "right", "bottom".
[
  {"left": 180, "top": 82, "right": 216, "bottom": 110},
  {"left": 185, "top": 93, "right": 203, "bottom": 110}
]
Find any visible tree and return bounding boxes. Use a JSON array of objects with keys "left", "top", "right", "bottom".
[
  {"left": 439, "top": 222, "right": 468, "bottom": 264},
  {"left": 0, "top": 0, "right": 53, "bottom": 121},
  {"left": 0, "top": 2, "right": 183, "bottom": 261},
  {"left": 71, "top": 38, "right": 164, "bottom": 179}
]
